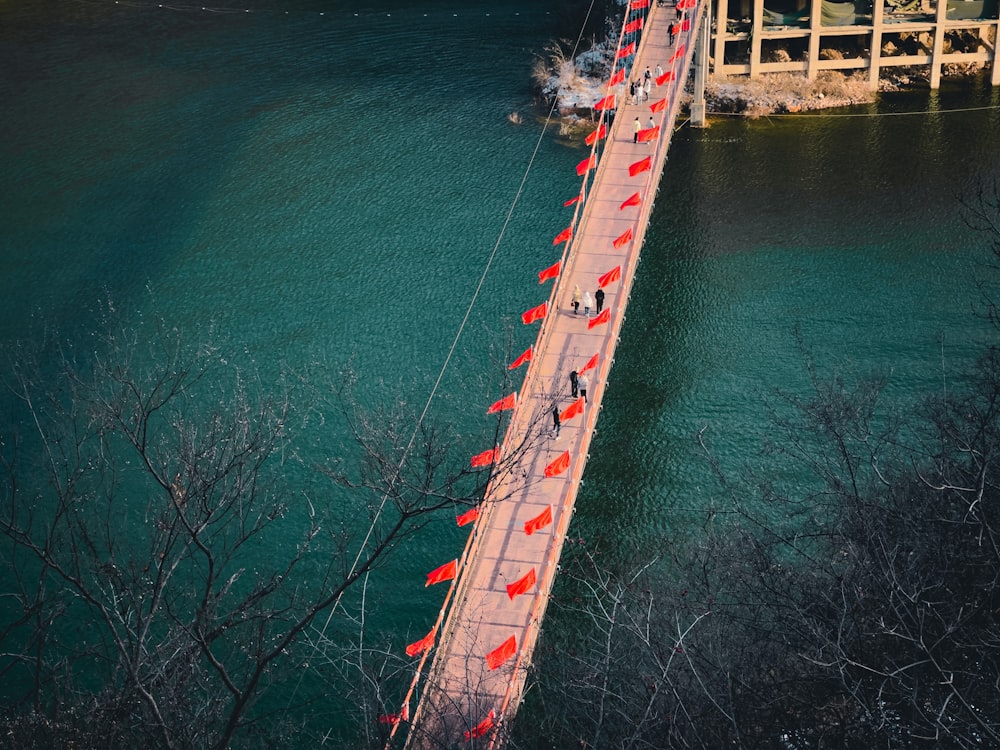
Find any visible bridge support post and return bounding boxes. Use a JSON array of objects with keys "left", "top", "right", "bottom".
[{"left": 690, "top": 0, "right": 711, "bottom": 127}]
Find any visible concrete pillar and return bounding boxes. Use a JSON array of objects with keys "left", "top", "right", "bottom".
[
  {"left": 808, "top": 0, "right": 823, "bottom": 80},
  {"left": 929, "top": 0, "right": 947, "bottom": 88},
  {"left": 750, "top": 0, "right": 763, "bottom": 78},
  {"left": 692, "top": 1, "right": 712, "bottom": 126},
  {"left": 712, "top": 0, "right": 728, "bottom": 80},
  {"left": 869, "top": 0, "right": 884, "bottom": 89}
]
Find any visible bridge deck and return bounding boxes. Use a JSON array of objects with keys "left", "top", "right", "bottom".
[{"left": 404, "top": 4, "right": 695, "bottom": 747}]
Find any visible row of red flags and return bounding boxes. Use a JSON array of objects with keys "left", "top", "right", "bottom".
[{"left": 384, "top": 0, "right": 698, "bottom": 737}]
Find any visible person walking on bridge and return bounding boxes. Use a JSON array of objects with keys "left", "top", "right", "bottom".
[
  {"left": 595, "top": 287, "right": 605, "bottom": 314},
  {"left": 583, "top": 290, "right": 594, "bottom": 317},
  {"left": 633, "top": 117, "right": 640, "bottom": 143},
  {"left": 572, "top": 284, "right": 582, "bottom": 314},
  {"left": 570, "top": 369, "right": 579, "bottom": 398},
  {"left": 552, "top": 405, "right": 561, "bottom": 437},
  {"left": 578, "top": 372, "right": 590, "bottom": 403}
]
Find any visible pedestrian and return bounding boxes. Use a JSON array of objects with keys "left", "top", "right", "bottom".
[
  {"left": 648, "top": 116, "right": 655, "bottom": 130},
  {"left": 643, "top": 66, "right": 651, "bottom": 84},
  {"left": 595, "top": 287, "right": 605, "bottom": 314},
  {"left": 578, "top": 372, "right": 590, "bottom": 403},
  {"left": 583, "top": 290, "right": 594, "bottom": 316},
  {"left": 633, "top": 117, "right": 640, "bottom": 143},
  {"left": 570, "top": 369, "right": 579, "bottom": 398},
  {"left": 643, "top": 78, "right": 651, "bottom": 100},
  {"left": 552, "top": 405, "right": 561, "bottom": 436},
  {"left": 572, "top": 284, "right": 582, "bottom": 314},
  {"left": 655, "top": 63, "right": 663, "bottom": 81},
  {"left": 669, "top": 22, "right": 679, "bottom": 44},
  {"left": 629, "top": 80, "right": 636, "bottom": 102}
]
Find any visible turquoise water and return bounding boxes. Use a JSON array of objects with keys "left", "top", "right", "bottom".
[{"left": 2, "top": 0, "right": 1000, "bottom": 742}]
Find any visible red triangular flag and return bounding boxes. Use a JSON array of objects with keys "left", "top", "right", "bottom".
[
  {"left": 525, "top": 505, "right": 553, "bottom": 535},
  {"left": 405, "top": 627, "right": 436, "bottom": 656},
  {"left": 425, "top": 560, "right": 458, "bottom": 587},
  {"left": 631, "top": 0, "right": 651, "bottom": 7},
  {"left": 506, "top": 568, "right": 537, "bottom": 600},
  {"left": 470, "top": 448, "right": 497, "bottom": 468},
  {"left": 456, "top": 507, "right": 480, "bottom": 526},
  {"left": 629, "top": 156, "right": 651, "bottom": 176},
  {"left": 560, "top": 397, "right": 585, "bottom": 422},
  {"left": 579, "top": 353, "right": 599, "bottom": 374},
  {"left": 486, "top": 635, "right": 517, "bottom": 670},
  {"left": 594, "top": 93, "right": 616, "bottom": 111},
  {"left": 576, "top": 154, "right": 597, "bottom": 176},
  {"left": 463, "top": 710, "right": 496, "bottom": 742},
  {"left": 563, "top": 194, "right": 581, "bottom": 207},
  {"left": 553, "top": 226, "right": 573, "bottom": 245},
  {"left": 656, "top": 71, "right": 675, "bottom": 85},
  {"left": 539, "top": 261, "right": 560, "bottom": 284},
  {"left": 613, "top": 227, "right": 633, "bottom": 249},
  {"left": 585, "top": 123, "right": 607, "bottom": 146},
  {"left": 544, "top": 450, "right": 571, "bottom": 478},
  {"left": 615, "top": 42, "right": 636, "bottom": 60},
  {"left": 681, "top": 17, "right": 691, "bottom": 30},
  {"left": 378, "top": 704, "right": 409, "bottom": 725},
  {"left": 487, "top": 392, "right": 517, "bottom": 414},
  {"left": 619, "top": 193, "right": 641, "bottom": 211},
  {"left": 650, "top": 97, "right": 667, "bottom": 113},
  {"left": 588, "top": 309, "right": 611, "bottom": 329},
  {"left": 623, "top": 17, "right": 644, "bottom": 33},
  {"left": 598, "top": 265, "right": 622, "bottom": 287},
  {"left": 521, "top": 301, "right": 547, "bottom": 325},
  {"left": 673, "top": 44, "right": 687, "bottom": 61},
  {"left": 509, "top": 346, "right": 532, "bottom": 369},
  {"left": 637, "top": 126, "right": 660, "bottom": 143},
  {"left": 609, "top": 68, "right": 625, "bottom": 87}
]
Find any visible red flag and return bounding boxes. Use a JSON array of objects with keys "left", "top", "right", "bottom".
[
  {"left": 615, "top": 42, "right": 636, "bottom": 60},
  {"left": 553, "top": 226, "right": 573, "bottom": 245},
  {"left": 681, "top": 17, "right": 691, "bottom": 30},
  {"left": 613, "top": 227, "right": 633, "bottom": 249},
  {"left": 538, "top": 262, "right": 560, "bottom": 284},
  {"left": 378, "top": 704, "right": 409, "bottom": 725},
  {"left": 463, "top": 710, "right": 495, "bottom": 742},
  {"left": 631, "top": 0, "right": 651, "bottom": 7},
  {"left": 629, "top": 156, "right": 652, "bottom": 176},
  {"left": 470, "top": 448, "right": 497, "bottom": 468},
  {"left": 521, "top": 301, "right": 547, "bottom": 325},
  {"left": 585, "top": 123, "right": 607, "bottom": 146},
  {"left": 594, "top": 93, "right": 616, "bottom": 111},
  {"left": 560, "top": 397, "right": 585, "bottom": 422},
  {"left": 609, "top": 68, "right": 625, "bottom": 87},
  {"left": 487, "top": 392, "right": 517, "bottom": 414},
  {"left": 405, "top": 628, "right": 436, "bottom": 656},
  {"left": 588, "top": 309, "right": 611, "bottom": 329},
  {"left": 619, "top": 193, "right": 641, "bottom": 211},
  {"left": 506, "top": 568, "right": 537, "bottom": 600},
  {"left": 456, "top": 506, "right": 480, "bottom": 526},
  {"left": 486, "top": 635, "right": 517, "bottom": 670},
  {"left": 563, "top": 194, "right": 581, "bottom": 207},
  {"left": 623, "top": 17, "right": 644, "bottom": 33},
  {"left": 637, "top": 126, "right": 660, "bottom": 143},
  {"left": 579, "top": 353, "right": 599, "bottom": 374},
  {"left": 544, "top": 450, "right": 571, "bottom": 478},
  {"left": 425, "top": 560, "right": 457, "bottom": 587},
  {"left": 656, "top": 71, "right": 675, "bottom": 85},
  {"left": 650, "top": 97, "right": 667, "bottom": 113},
  {"left": 598, "top": 265, "right": 622, "bottom": 287},
  {"left": 576, "top": 154, "right": 597, "bottom": 176},
  {"left": 524, "top": 505, "right": 553, "bottom": 535},
  {"left": 509, "top": 346, "right": 532, "bottom": 369},
  {"left": 673, "top": 44, "right": 687, "bottom": 61}
]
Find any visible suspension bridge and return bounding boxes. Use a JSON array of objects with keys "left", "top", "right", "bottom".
[{"left": 390, "top": 1, "right": 705, "bottom": 746}]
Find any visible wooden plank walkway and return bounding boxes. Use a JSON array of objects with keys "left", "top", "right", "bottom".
[{"left": 402, "top": 3, "right": 698, "bottom": 747}]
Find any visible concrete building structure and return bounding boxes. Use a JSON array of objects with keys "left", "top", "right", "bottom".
[{"left": 706, "top": 0, "right": 1000, "bottom": 87}]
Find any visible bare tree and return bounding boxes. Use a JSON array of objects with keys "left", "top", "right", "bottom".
[{"left": 0, "top": 308, "right": 512, "bottom": 749}]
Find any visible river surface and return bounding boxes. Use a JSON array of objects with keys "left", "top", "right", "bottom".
[{"left": 2, "top": 0, "right": 999, "bottom": 742}]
